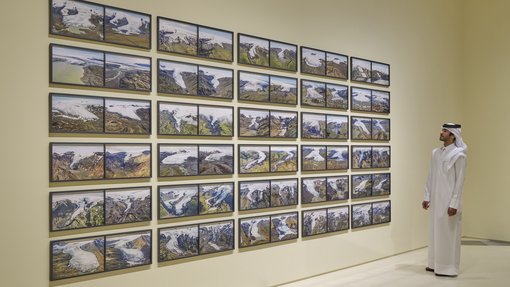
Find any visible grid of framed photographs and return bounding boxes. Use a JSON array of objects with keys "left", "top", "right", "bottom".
[
  {"left": 351, "top": 173, "right": 391, "bottom": 199},
  {"left": 50, "top": 186, "right": 151, "bottom": 232},
  {"left": 158, "top": 101, "right": 233, "bottom": 137},
  {"left": 50, "top": 229, "right": 152, "bottom": 280},
  {"left": 351, "top": 116, "right": 390, "bottom": 141},
  {"left": 50, "top": 0, "right": 152, "bottom": 49},
  {"left": 301, "top": 112, "right": 349, "bottom": 140},
  {"left": 158, "top": 182, "right": 234, "bottom": 219},
  {"left": 239, "top": 212, "right": 299, "bottom": 248},
  {"left": 301, "top": 47, "right": 348, "bottom": 80},
  {"left": 50, "top": 44, "right": 152, "bottom": 91},
  {"left": 302, "top": 205, "right": 349, "bottom": 237},
  {"left": 239, "top": 145, "right": 298, "bottom": 174},
  {"left": 238, "top": 71, "right": 298, "bottom": 105},
  {"left": 351, "top": 87, "right": 390, "bottom": 113},
  {"left": 351, "top": 200, "right": 391, "bottom": 229},
  {"left": 351, "top": 146, "right": 391, "bottom": 169},
  {"left": 238, "top": 107, "right": 298, "bottom": 138},
  {"left": 239, "top": 179, "right": 298, "bottom": 211},
  {"left": 238, "top": 33, "right": 297, "bottom": 72},
  {"left": 158, "top": 219, "right": 234, "bottom": 262},
  {"left": 351, "top": 57, "right": 390, "bottom": 86},
  {"left": 157, "top": 17, "right": 233, "bottom": 62},
  {"left": 301, "top": 176, "right": 349, "bottom": 204},
  {"left": 301, "top": 145, "right": 349, "bottom": 171},
  {"left": 301, "top": 79, "right": 349, "bottom": 109}
]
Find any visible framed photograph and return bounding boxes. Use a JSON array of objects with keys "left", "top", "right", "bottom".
[
  {"left": 198, "top": 105, "right": 233, "bottom": 136},
  {"left": 270, "top": 212, "right": 299, "bottom": 242},
  {"left": 50, "top": 44, "right": 104, "bottom": 88},
  {"left": 372, "top": 200, "right": 391, "bottom": 225},
  {"left": 351, "top": 87, "right": 372, "bottom": 112},
  {"left": 50, "top": 143, "right": 104, "bottom": 182},
  {"left": 238, "top": 34, "right": 269, "bottom": 67},
  {"left": 239, "top": 216, "right": 271, "bottom": 248},
  {"left": 372, "top": 173, "right": 391, "bottom": 196},
  {"left": 104, "top": 52, "right": 151, "bottom": 92},
  {"left": 302, "top": 112, "right": 325, "bottom": 139},
  {"left": 158, "top": 102, "right": 198, "bottom": 135},
  {"left": 301, "top": 80, "right": 326, "bottom": 107},
  {"left": 49, "top": 93, "right": 104, "bottom": 134},
  {"left": 351, "top": 146, "right": 372, "bottom": 169},
  {"left": 351, "top": 203, "right": 372, "bottom": 229},
  {"left": 239, "top": 145, "right": 270, "bottom": 174},
  {"left": 351, "top": 116, "right": 372, "bottom": 140},
  {"left": 302, "top": 209, "right": 327, "bottom": 237},
  {"left": 351, "top": 57, "right": 371, "bottom": 83},
  {"left": 371, "top": 61, "right": 390, "bottom": 86},
  {"left": 105, "top": 187, "right": 151, "bottom": 225},
  {"left": 198, "top": 145, "right": 234, "bottom": 175},
  {"left": 270, "top": 110, "right": 298, "bottom": 138},
  {"left": 158, "top": 59, "right": 198, "bottom": 95},
  {"left": 158, "top": 224, "right": 199, "bottom": 262},
  {"left": 105, "top": 144, "right": 151, "bottom": 179},
  {"left": 50, "top": 0, "right": 151, "bottom": 49},
  {"left": 199, "top": 220, "right": 235, "bottom": 255},
  {"left": 371, "top": 90, "right": 390, "bottom": 113},
  {"left": 269, "top": 40, "right": 297, "bottom": 71},
  {"left": 326, "top": 176, "right": 349, "bottom": 201},
  {"left": 326, "top": 52, "right": 348, "bottom": 79},
  {"left": 301, "top": 145, "right": 326, "bottom": 171},
  {"left": 159, "top": 185, "right": 199, "bottom": 219},
  {"left": 301, "top": 47, "right": 326, "bottom": 76},
  {"left": 51, "top": 235, "right": 105, "bottom": 280},
  {"left": 326, "top": 145, "right": 349, "bottom": 170},
  {"left": 372, "top": 118, "right": 390, "bottom": 140},
  {"left": 197, "top": 26, "right": 233, "bottom": 61},
  {"left": 157, "top": 17, "right": 197, "bottom": 56},
  {"left": 238, "top": 107, "right": 270, "bottom": 137},
  {"left": 326, "top": 84, "right": 348, "bottom": 109},
  {"left": 301, "top": 177, "right": 326, "bottom": 204},
  {"left": 198, "top": 182, "right": 234, "bottom": 214},
  {"left": 271, "top": 179, "right": 298, "bottom": 207},
  {"left": 327, "top": 114, "right": 349, "bottom": 139},
  {"left": 327, "top": 206, "right": 349, "bottom": 232},
  {"left": 50, "top": 190, "right": 104, "bottom": 231},
  {"left": 238, "top": 71, "right": 270, "bottom": 102},
  {"left": 104, "top": 98, "right": 150, "bottom": 134},
  {"left": 197, "top": 65, "right": 234, "bottom": 98},
  {"left": 239, "top": 180, "right": 271, "bottom": 211},
  {"left": 105, "top": 230, "right": 152, "bottom": 271},
  {"left": 270, "top": 145, "right": 298, "bottom": 172},
  {"left": 158, "top": 144, "right": 198, "bottom": 177},
  {"left": 104, "top": 6, "right": 151, "bottom": 49},
  {"left": 372, "top": 146, "right": 391, "bottom": 168},
  {"left": 270, "top": 75, "right": 298, "bottom": 105},
  {"left": 351, "top": 174, "right": 373, "bottom": 199}
]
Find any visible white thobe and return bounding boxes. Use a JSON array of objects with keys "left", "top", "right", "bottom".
[{"left": 424, "top": 143, "right": 467, "bottom": 275}]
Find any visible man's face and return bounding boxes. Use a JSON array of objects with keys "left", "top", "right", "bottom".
[{"left": 439, "top": 129, "right": 452, "bottom": 142}]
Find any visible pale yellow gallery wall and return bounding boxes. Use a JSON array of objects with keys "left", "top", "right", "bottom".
[
  {"left": 0, "top": 0, "right": 464, "bottom": 286},
  {"left": 461, "top": 0, "right": 510, "bottom": 242}
]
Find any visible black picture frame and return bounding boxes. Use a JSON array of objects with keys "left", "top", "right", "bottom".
[
  {"left": 238, "top": 70, "right": 298, "bottom": 106},
  {"left": 301, "top": 112, "right": 349, "bottom": 140},
  {"left": 326, "top": 83, "right": 349, "bottom": 110},
  {"left": 351, "top": 57, "right": 390, "bottom": 87},
  {"left": 351, "top": 145, "right": 391, "bottom": 169},
  {"left": 158, "top": 59, "right": 234, "bottom": 99},
  {"left": 50, "top": 44, "right": 152, "bottom": 92},
  {"left": 50, "top": 229, "right": 152, "bottom": 281},
  {"left": 326, "top": 205, "right": 350, "bottom": 233},
  {"left": 158, "top": 101, "right": 233, "bottom": 137},
  {"left": 351, "top": 173, "right": 391, "bottom": 199},
  {"left": 104, "top": 230, "right": 152, "bottom": 271},
  {"left": 372, "top": 200, "right": 391, "bottom": 225},
  {"left": 301, "top": 145, "right": 348, "bottom": 172},
  {"left": 270, "top": 145, "right": 298, "bottom": 172},
  {"left": 239, "top": 107, "right": 297, "bottom": 138},
  {"left": 301, "top": 175, "right": 349, "bottom": 204},
  {"left": 158, "top": 223, "right": 199, "bottom": 261},
  {"left": 238, "top": 33, "right": 297, "bottom": 72},
  {"left": 50, "top": 143, "right": 105, "bottom": 182},
  {"left": 239, "top": 211, "right": 298, "bottom": 248},
  {"left": 351, "top": 116, "right": 390, "bottom": 141},
  {"left": 157, "top": 17, "right": 233, "bottom": 62},
  {"left": 301, "top": 208, "right": 327, "bottom": 237},
  {"left": 351, "top": 200, "right": 391, "bottom": 229},
  {"left": 239, "top": 145, "right": 297, "bottom": 174},
  {"left": 50, "top": 0, "right": 152, "bottom": 49},
  {"left": 351, "top": 87, "right": 391, "bottom": 114},
  {"left": 371, "top": 61, "right": 390, "bottom": 86},
  {"left": 238, "top": 178, "right": 298, "bottom": 211},
  {"left": 301, "top": 46, "right": 348, "bottom": 80},
  {"left": 198, "top": 144, "right": 234, "bottom": 175},
  {"left": 198, "top": 220, "right": 235, "bottom": 255},
  {"left": 301, "top": 79, "right": 326, "bottom": 108},
  {"left": 104, "top": 143, "right": 152, "bottom": 179},
  {"left": 371, "top": 89, "right": 391, "bottom": 114}
]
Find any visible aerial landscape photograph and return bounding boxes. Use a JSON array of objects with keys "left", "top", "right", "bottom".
[
  {"left": 301, "top": 177, "right": 327, "bottom": 204},
  {"left": 50, "top": 94, "right": 104, "bottom": 133},
  {"left": 51, "top": 190, "right": 104, "bottom": 231},
  {"left": 105, "top": 231, "right": 151, "bottom": 271},
  {"left": 269, "top": 75, "right": 297, "bottom": 105},
  {"left": 238, "top": 71, "right": 270, "bottom": 102},
  {"left": 51, "top": 143, "right": 104, "bottom": 181},
  {"left": 301, "top": 80, "right": 326, "bottom": 107},
  {"left": 104, "top": 53, "right": 151, "bottom": 91},
  {"left": 159, "top": 145, "right": 199, "bottom": 177},
  {"left": 270, "top": 145, "right": 298, "bottom": 172},
  {"left": 51, "top": 0, "right": 104, "bottom": 41},
  {"left": 269, "top": 41, "right": 297, "bottom": 71},
  {"left": 105, "top": 144, "right": 151, "bottom": 179},
  {"left": 105, "top": 187, "right": 151, "bottom": 225},
  {"left": 51, "top": 45, "right": 104, "bottom": 87},
  {"left": 271, "top": 179, "right": 298, "bottom": 207},
  {"left": 105, "top": 98, "right": 150, "bottom": 134},
  {"left": 302, "top": 209, "right": 327, "bottom": 237},
  {"left": 197, "top": 66, "right": 233, "bottom": 98},
  {"left": 198, "top": 145, "right": 234, "bottom": 175},
  {"left": 270, "top": 213, "right": 298, "bottom": 242},
  {"left": 239, "top": 145, "right": 270, "bottom": 174},
  {"left": 198, "top": 26, "right": 233, "bottom": 61},
  {"left": 104, "top": 7, "right": 150, "bottom": 48},
  {"left": 326, "top": 176, "right": 349, "bottom": 201},
  {"left": 158, "top": 60, "right": 198, "bottom": 95},
  {"left": 239, "top": 216, "right": 271, "bottom": 247},
  {"left": 51, "top": 236, "right": 105, "bottom": 280},
  {"left": 239, "top": 181, "right": 271, "bottom": 211},
  {"left": 238, "top": 34, "right": 269, "bottom": 67},
  {"left": 198, "top": 183, "right": 234, "bottom": 214},
  {"left": 302, "top": 146, "right": 326, "bottom": 171},
  {"left": 158, "top": 18, "right": 197, "bottom": 55},
  {"left": 327, "top": 206, "right": 349, "bottom": 232},
  {"left": 158, "top": 102, "right": 198, "bottom": 135},
  {"left": 159, "top": 225, "right": 199, "bottom": 261},
  {"left": 159, "top": 185, "right": 199, "bottom": 219},
  {"left": 199, "top": 221, "right": 234, "bottom": 254}
]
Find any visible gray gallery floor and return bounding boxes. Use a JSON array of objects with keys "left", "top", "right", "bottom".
[{"left": 277, "top": 239, "right": 510, "bottom": 287}]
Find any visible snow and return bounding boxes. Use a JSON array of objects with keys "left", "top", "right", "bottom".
[
  {"left": 373, "top": 119, "right": 387, "bottom": 133},
  {"left": 271, "top": 76, "right": 295, "bottom": 92},
  {"left": 246, "top": 218, "right": 267, "bottom": 243},
  {"left": 328, "top": 147, "right": 348, "bottom": 161},
  {"left": 353, "top": 118, "right": 370, "bottom": 134},
  {"left": 159, "top": 61, "right": 196, "bottom": 90},
  {"left": 106, "top": 99, "right": 149, "bottom": 121},
  {"left": 200, "top": 66, "right": 231, "bottom": 88},
  {"left": 106, "top": 145, "right": 148, "bottom": 161},
  {"left": 53, "top": 46, "right": 103, "bottom": 66},
  {"left": 54, "top": 0, "right": 102, "bottom": 32},
  {"left": 107, "top": 233, "right": 148, "bottom": 265},
  {"left": 199, "top": 26, "right": 231, "bottom": 46},
  {"left": 106, "top": 54, "right": 150, "bottom": 71},
  {"left": 202, "top": 146, "right": 231, "bottom": 161},
  {"left": 304, "top": 148, "right": 325, "bottom": 162},
  {"left": 53, "top": 144, "right": 102, "bottom": 169},
  {"left": 240, "top": 72, "right": 269, "bottom": 91},
  {"left": 354, "top": 179, "right": 369, "bottom": 193},
  {"left": 327, "top": 86, "right": 347, "bottom": 101},
  {"left": 106, "top": 188, "right": 149, "bottom": 201},
  {"left": 160, "top": 103, "right": 196, "bottom": 132},
  {"left": 161, "top": 147, "right": 197, "bottom": 165},
  {"left": 244, "top": 149, "right": 268, "bottom": 170},
  {"left": 272, "top": 215, "right": 297, "bottom": 239},
  {"left": 303, "top": 179, "right": 321, "bottom": 198},
  {"left": 202, "top": 184, "right": 232, "bottom": 209},
  {"left": 302, "top": 49, "right": 324, "bottom": 68},
  {"left": 54, "top": 239, "right": 101, "bottom": 272},
  {"left": 162, "top": 227, "right": 198, "bottom": 254},
  {"left": 372, "top": 91, "right": 389, "bottom": 103},
  {"left": 161, "top": 186, "right": 196, "bottom": 215},
  {"left": 327, "top": 54, "right": 346, "bottom": 64},
  {"left": 106, "top": 8, "right": 149, "bottom": 36},
  {"left": 352, "top": 88, "right": 371, "bottom": 102},
  {"left": 240, "top": 35, "right": 268, "bottom": 58},
  {"left": 306, "top": 211, "right": 326, "bottom": 232},
  {"left": 199, "top": 106, "right": 231, "bottom": 127},
  {"left": 53, "top": 96, "right": 101, "bottom": 120},
  {"left": 303, "top": 114, "right": 324, "bottom": 129},
  {"left": 159, "top": 19, "right": 196, "bottom": 45},
  {"left": 374, "top": 178, "right": 388, "bottom": 192}
]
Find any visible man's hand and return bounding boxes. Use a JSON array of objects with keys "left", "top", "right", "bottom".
[
  {"left": 447, "top": 207, "right": 457, "bottom": 216},
  {"left": 422, "top": 201, "right": 430, "bottom": 210}
]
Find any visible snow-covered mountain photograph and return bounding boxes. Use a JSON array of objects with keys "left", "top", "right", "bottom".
[
  {"left": 51, "top": 190, "right": 104, "bottom": 231},
  {"left": 269, "top": 41, "right": 297, "bottom": 71},
  {"left": 269, "top": 75, "right": 297, "bottom": 105},
  {"left": 302, "top": 145, "right": 326, "bottom": 171},
  {"left": 50, "top": 94, "right": 104, "bottom": 133},
  {"left": 198, "top": 105, "right": 233, "bottom": 136},
  {"left": 301, "top": 47, "right": 326, "bottom": 75},
  {"left": 105, "top": 231, "right": 151, "bottom": 271},
  {"left": 326, "top": 83, "right": 348, "bottom": 109},
  {"left": 159, "top": 225, "right": 199, "bottom": 261},
  {"left": 158, "top": 18, "right": 197, "bottom": 55},
  {"left": 372, "top": 90, "right": 390, "bottom": 113},
  {"left": 371, "top": 62, "right": 390, "bottom": 86},
  {"left": 270, "top": 212, "right": 298, "bottom": 242},
  {"left": 302, "top": 113, "right": 326, "bottom": 139},
  {"left": 372, "top": 173, "right": 391, "bottom": 196},
  {"left": 301, "top": 80, "right": 326, "bottom": 107},
  {"left": 326, "top": 52, "right": 348, "bottom": 79},
  {"left": 51, "top": 45, "right": 104, "bottom": 87},
  {"left": 105, "top": 98, "right": 150, "bottom": 134},
  {"left": 326, "top": 115, "right": 348, "bottom": 139},
  {"left": 198, "top": 26, "right": 233, "bottom": 61},
  {"left": 105, "top": 53, "right": 150, "bottom": 91},
  {"left": 159, "top": 144, "right": 198, "bottom": 176},
  {"left": 271, "top": 179, "right": 298, "bottom": 207},
  {"left": 351, "top": 87, "right": 372, "bottom": 111},
  {"left": 198, "top": 183, "right": 234, "bottom": 214},
  {"left": 51, "top": 143, "right": 104, "bottom": 181},
  {"left": 51, "top": 236, "right": 105, "bottom": 280},
  {"left": 239, "top": 71, "right": 270, "bottom": 102},
  {"left": 239, "top": 145, "right": 270, "bottom": 174},
  {"left": 239, "top": 216, "right": 271, "bottom": 247},
  {"left": 239, "top": 108, "right": 270, "bottom": 137},
  {"left": 372, "top": 146, "right": 391, "bottom": 168},
  {"left": 301, "top": 177, "right": 327, "bottom": 204},
  {"left": 198, "top": 145, "right": 234, "bottom": 175},
  {"left": 239, "top": 181, "right": 271, "bottom": 211},
  {"left": 199, "top": 220, "right": 234, "bottom": 254},
  {"left": 351, "top": 57, "right": 371, "bottom": 83},
  {"left": 239, "top": 34, "right": 269, "bottom": 67},
  {"left": 105, "top": 7, "right": 150, "bottom": 49},
  {"left": 372, "top": 118, "right": 390, "bottom": 140},
  {"left": 270, "top": 145, "right": 297, "bottom": 172},
  {"left": 372, "top": 201, "right": 391, "bottom": 224},
  {"left": 158, "top": 102, "right": 198, "bottom": 135},
  {"left": 105, "top": 144, "right": 151, "bottom": 179},
  {"left": 352, "top": 146, "right": 372, "bottom": 169},
  {"left": 326, "top": 176, "right": 349, "bottom": 201},
  {"left": 197, "top": 66, "right": 233, "bottom": 99},
  {"left": 51, "top": 0, "right": 104, "bottom": 41},
  {"left": 270, "top": 111, "right": 297, "bottom": 138},
  {"left": 352, "top": 174, "right": 373, "bottom": 199},
  {"left": 302, "top": 209, "right": 327, "bottom": 237},
  {"left": 159, "top": 185, "right": 198, "bottom": 219},
  {"left": 158, "top": 60, "right": 198, "bottom": 95},
  {"left": 351, "top": 117, "right": 372, "bottom": 140},
  {"left": 105, "top": 187, "right": 151, "bottom": 225},
  {"left": 352, "top": 203, "right": 373, "bottom": 228},
  {"left": 327, "top": 206, "right": 349, "bottom": 232}
]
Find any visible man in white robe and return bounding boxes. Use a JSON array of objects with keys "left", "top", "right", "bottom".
[{"left": 422, "top": 123, "right": 467, "bottom": 277}]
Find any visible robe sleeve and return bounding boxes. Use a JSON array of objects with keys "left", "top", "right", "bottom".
[
  {"left": 449, "top": 155, "right": 467, "bottom": 209},
  {"left": 423, "top": 151, "right": 434, "bottom": 201}
]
